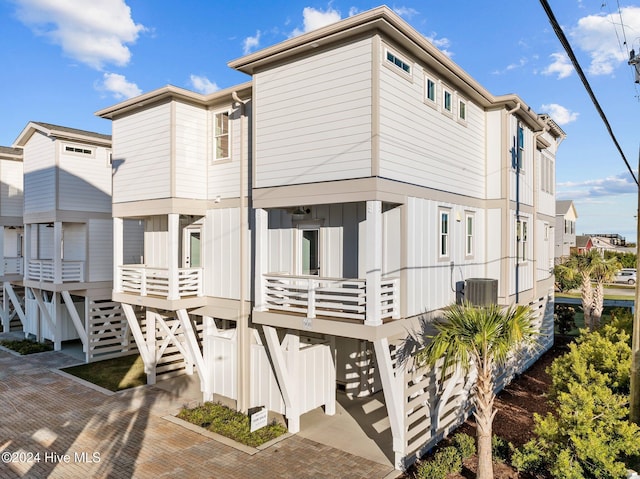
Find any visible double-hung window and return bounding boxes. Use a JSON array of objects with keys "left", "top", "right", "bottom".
[
  {"left": 214, "top": 111, "right": 230, "bottom": 161},
  {"left": 465, "top": 213, "right": 474, "bottom": 257},
  {"left": 517, "top": 219, "right": 528, "bottom": 262},
  {"left": 439, "top": 210, "right": 450, "bottom": 258}
]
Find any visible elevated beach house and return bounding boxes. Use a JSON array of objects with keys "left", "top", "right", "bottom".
[
  {"left": 11, "top": 122, "right": 137, "bottom": 362},
  {"left": 98, "top": 6, "right": 564, "bottom": 469}
]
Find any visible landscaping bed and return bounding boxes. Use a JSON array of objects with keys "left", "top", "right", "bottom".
[
  {"left": 0, "top": 338, "right": 53, "bottom": 355},
  {"left": 61, "top": 354, "right": 146, "bottom": 391}
]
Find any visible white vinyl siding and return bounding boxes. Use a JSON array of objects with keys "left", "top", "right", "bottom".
[
  {"left": 88, "top": 219, "right": 113, "bottom": 282},
  {"left": 58, "top": 146, "right": 112, "bottom": 213},
  {"left": 378, "top": 62, "right": 486, "bottom": 198},
  {"left": 174, "top": 102, "right": 207, "bottom": 200},
  {"left": 405, "top": 197, "right": 485, "bottom": 316},
  {"left": 23, "top": 131, "right": 56, "bottom": 214},
  {"left": 0, "top": 159, "right": 23, "bottom": 217},
  {"left": 123, "top": 219, "right": 144, "bottom": 265},
  {"left": 208, "top": 105, "right": 248, "bottom": 199},
  {"left": 205, "top": 207, "right": 250, "bottom": 300},
  {"left": 253, "top": 37, "right": 373, "bottom": 187},
  {"left": 112, "top": 102, "right": 172, "bottom": 203}
]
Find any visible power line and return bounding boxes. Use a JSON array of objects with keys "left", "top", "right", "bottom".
[{"left": 539, "top": 0, "right": 639, "bottom": 187}]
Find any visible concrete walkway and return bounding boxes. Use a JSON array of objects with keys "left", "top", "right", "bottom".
[{"left": 0, "top": 346, "right": 397, "bottom": 479}]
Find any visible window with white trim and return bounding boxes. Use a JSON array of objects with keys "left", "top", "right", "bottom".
[
  {"left": 63, "top": 143, "right": 94, "bottom": 157},
  {"left": 386, "top": 49, "right": 411, "bottom": 74},
  {"left": 458, "top": 99, "right": 467, "bottom": 121},
  {"left": 425, "top": 77, "right": 436, "bottom": 103},
  {"left": 213, "top": 111, "right": 230, "bottom": 161},
  {"left": 443, "top": 88, "right": 452, "bottom": 113},
  {"left": 465, "top": 213, "right": 474, "bottom": 257},
  {"left": 439, "top": 210, "right": 450, "bottom": 258},
  {"left": 517, "top": 219, "right": 528, "bottom": 262}
]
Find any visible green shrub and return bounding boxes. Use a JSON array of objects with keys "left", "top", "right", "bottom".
[
  {"left": 606, "top": 307, "right": 633, "bottom": 337},
  {"left": 451, "top": 432, "right": 476, "bottom": 459},
  {"left": 415, "top": 446, "right": 462, "bottom": 479},
  {"left": 0, "top": 339, "right": 53, "bottom": 355},
  {"left": 177, "top": 402, "right": 287, "bottom": 448},
  {"left": 555, "top": 304, "right": 576, "bottom": 335},
  {"left": 491, "top": 435, "right": 512, "bottom": 463},
  {"left": 513, "top": 327, "right": 640, "bottom": 478}
]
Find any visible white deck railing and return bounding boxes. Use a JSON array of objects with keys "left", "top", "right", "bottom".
[
  {"left": 263, "top": 273, "right": 399, "bottom": 322},
  {"left": 118, "top": 265, "right": 203, "bottom": 299},
  {"left": 27, "top": 259, "right": 84, "bottom": 282},
  {"left": 4, "top": 257, "right": 23, "bottom": 275}
]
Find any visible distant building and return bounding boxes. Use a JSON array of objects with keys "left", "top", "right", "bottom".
[
  {"left": 574, "top": 235, "right": 594, "bottom": 254},
  {"left": 555, "top": 200, "right": 577, "bottom": 263},
  {"left": 582, "top": 233, "right": 626, "bottom": 247}
]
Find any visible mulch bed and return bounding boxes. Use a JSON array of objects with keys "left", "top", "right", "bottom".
[{"left": 403, "top": 335, "right": 572, "bottom": 478}]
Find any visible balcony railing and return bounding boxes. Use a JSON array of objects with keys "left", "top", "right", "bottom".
[
  {"left": 263, "top": 273, "right": 399, "bottom": 322},
  {"left": 117, "top": 265, "right": 203, "bottom": 299},
  {"left": 3, "top": 257, "right": 23, "bottom": 276},
  {"left": 27, "top": 260, "right": 84, "bottom": 282}
]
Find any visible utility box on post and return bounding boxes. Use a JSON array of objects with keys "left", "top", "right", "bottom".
[{"left": 465, "top": 278, "right": 498, "bottom": 306}]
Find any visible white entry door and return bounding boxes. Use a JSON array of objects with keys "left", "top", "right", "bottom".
[{"left": 183, "top": 226, "right": 202, "bottom": 268}]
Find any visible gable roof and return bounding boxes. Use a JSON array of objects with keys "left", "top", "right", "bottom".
[
  {"left": 13, "top": 121, "right": 111, "bottom": 148},
  {"left": 556, "top": 200, "right": 578, "bottom": 220},
  {"left": 0, "top": 146, "right": 23, "bottom": 161}
]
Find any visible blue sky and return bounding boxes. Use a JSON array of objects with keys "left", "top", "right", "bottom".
[{"left": 1, "top": 1, "right": 639, "bottom": 240}]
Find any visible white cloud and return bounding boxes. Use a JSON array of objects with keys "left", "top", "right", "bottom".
[
  {"left": 189, "top": 75, "right": 219, "bottom": 94},
  {"left": 243, "top": 30, "right": 261, "bottom": 55},
  {"left": 557, "top": 172, "right": 637, "bottom": 199},
  {"left": 97, "top": 73, "right": 141, "bottom": 99},
  {"left": 425, "top": 33, "right": 452, "bottom": 57},
  {"left": 290, "top": 6, "right": 342, "bottom": 37},
  {"left": 570, "top": 6, "right": 640, "bottom": 75},
  {"left": 542, "top": 52, "right": 574, "bottom": 79},
  {"left": 13, "top": 0, "right": 146, "bottom": 70},
  {"left": 393, "top": 7, "right": 419, "bottom": 19},
  {"left": 540, "top": 103, "right": 579, "bottom": 125}
]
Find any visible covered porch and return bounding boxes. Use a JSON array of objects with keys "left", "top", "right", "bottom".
[
  {"left": 254, "top": 200, "right": 402, "bottom": 327},
  {"left": 113, "top": 213, "right": 204, "bottom": 302},
  {"left": 24, "top": 222, "right": 85, "bottom": 283}
]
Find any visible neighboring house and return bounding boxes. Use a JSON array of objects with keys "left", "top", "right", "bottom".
[
  {"left": 555, "top": 200, "right": 577, "bottom": 263},
  {"left": 0, "top": 146, "right": 24, "bottom": 333},
  {"left": 574, "top": 235, "right": 594, "bottom": 254},
  {"left": 98, "top": 6, "right": 564, "bottom": 470},
  {"left": 11, "top": 122, "right": 137, "bottom": 362}
]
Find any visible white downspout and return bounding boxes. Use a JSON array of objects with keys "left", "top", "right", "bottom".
[{"left": 233, "top": 90, "right": 250, "bottom": 413}]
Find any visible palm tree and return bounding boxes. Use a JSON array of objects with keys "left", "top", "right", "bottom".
[
  {"left": 562, "top": 250, "right": 620, "bottom": 330},
  {"left": 413, "top": 302, "right": 537, "bottom": 479}
]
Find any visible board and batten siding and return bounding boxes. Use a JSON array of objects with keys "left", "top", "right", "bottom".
[
  {"left": 208, "top": 105, "right": 250, "bottom": 200},
  {"left": 62, "top": 223, "right": 86, "bottom": 262},
  {"left": 0, "top": 159, "right": 23, "bottom": 217},
  {"left": 23, "top": 131, "right": 56, "bottom": 214},
  {"left": 509, "top": 116, "right": 535, "bottom": 207},
  {"left": 88, "top": 219, "right": 113, "bottom": 282},
  {"left": 123, "top": 219, "right": 144, "bottom": 264},
  {"left": 174, "top": 102, "right": 207, "bottom": 200},
  {"left": 112, "top": 102, "right": 172, "bottom": 204},
  {"left": 253, "top": 37, "right": 373, "bottom": 188},
  {"left": 144, "top": 215, "right": 169, "bottom": 268},
  {"left": 378, "top": 59, "right": 486, "bottom": 198},
  {"left": 204, "top": 207, "right": 250, "bottom": 300},
  {"left": 58, "top": 147, "right": 112, "bottom": 213},
  {"left": 405, "top": 197, "right": 486, "bottom": 317},
  {"left": 3, "top": 229, "right": 20, "bottom": 258}
]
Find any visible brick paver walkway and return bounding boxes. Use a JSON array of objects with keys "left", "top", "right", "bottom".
[{"left": 0, "top": 348, "right": 396, "bottom": 479}]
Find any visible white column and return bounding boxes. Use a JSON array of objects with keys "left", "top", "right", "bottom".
[
  {"left": 24, "top": 225, "right": 32, "bottom": 282},
  {"left": 254, "top": 208, "right": 268, "bottom": 311},
  {"left": 145, "top": 309, "right": 157, "bottom": 385},
  {"left": 365, "top": 201, "right": 383, "bottom": 326},
  {"left": 113, "top": 217, "right": 123, "bottom": 293},
  {"left": 1, "top": 283, "right": 8, "bottom": 332},
  {"left": 168, "top": 214, "right": 180, "bottom": 300},
  {"left": 53, "top": 222, "right": 63, "bottom": 284}
]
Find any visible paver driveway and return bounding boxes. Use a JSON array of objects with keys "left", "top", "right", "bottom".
[{"left": 0, "top": 348, "right": 396, "bottom": 479}]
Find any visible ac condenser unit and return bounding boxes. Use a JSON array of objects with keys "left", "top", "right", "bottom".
[{"left": 465, "top": 278, "right": 498, "bottom": 306}]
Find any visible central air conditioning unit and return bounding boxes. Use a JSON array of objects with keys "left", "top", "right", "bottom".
[{"left": 465, "top": 278, "right": 498, "bottom": 306}]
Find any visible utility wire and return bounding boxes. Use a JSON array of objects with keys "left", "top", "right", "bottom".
[{"left": 539, "top": 0, "right": 639, "bottom": 186}]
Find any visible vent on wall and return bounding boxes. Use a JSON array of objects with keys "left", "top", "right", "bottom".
[{"left": 465, "top": 278, "right": 498, "bottom": 306}]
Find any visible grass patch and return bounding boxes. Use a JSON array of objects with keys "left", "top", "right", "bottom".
[
  {"left": 0, "top": 339, "right": 53, "bottom": 355},
  {"left": 177, "top": 402, "right": 287, "bottom": 447},
  {"left": 62, "top": 354, "right": 146, "bottom": 391}
]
